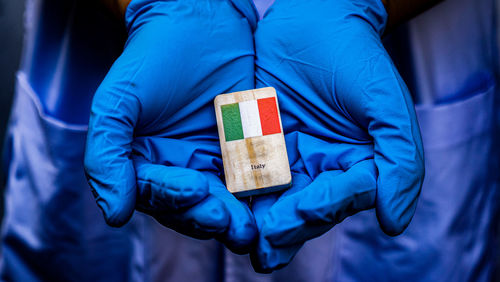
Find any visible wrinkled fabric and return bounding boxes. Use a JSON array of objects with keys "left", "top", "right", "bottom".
[
  {"left": 0, "top": 73, "right": 133, "bottom": 281},
  {"left": 20, "top": 0, "right": 126, "bottom": 126}
]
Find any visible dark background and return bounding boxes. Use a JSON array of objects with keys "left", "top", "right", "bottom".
[
  {"left": 0, "top": 0, "right": 25, "bottom": 219},
  {"left": 0, "top": 0, "right": 25, "bottom": 177}
]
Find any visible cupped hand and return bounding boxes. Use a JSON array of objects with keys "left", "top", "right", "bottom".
[
  {"left": 84, "top": 0, "right": 258, "bottom": 254},
  {"left": 250, "top": 0, "right": 424, "bottom": 272}
]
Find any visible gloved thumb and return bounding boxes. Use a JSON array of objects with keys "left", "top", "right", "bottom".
[
  {"left": 84, "top": 81, "right": 139, "bottom": 227},
  {"left": 134, "top": 160, "right": 209, "bottom": 212}
]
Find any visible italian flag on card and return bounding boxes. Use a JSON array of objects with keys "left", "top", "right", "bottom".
[
  {"left": 221, "top": 97, "right": 281, "bottom": 142},
  {"left": 214, "top": 87, "right": 291, "bottom": 197}
]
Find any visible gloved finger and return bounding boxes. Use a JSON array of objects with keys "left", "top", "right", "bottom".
[
  {"left": 251, "top": 192, "right": 301, "bottom": 273},
  {"left": 257, "top": 172, "right": 340, "bottom": 247},
  {"left": 337, "top": 34, "right": 424, "bottom": 235},
  {"left": 249, "top": 173, "right": 311, "bottom": 273},
  {"left": 250, "top": 240, "right": 303, "bottom": 274},
  {"left": 262, "top": 160, "right": 376, "bottom": 247},
  {"left": 134, "top": 160, "right": 209, "bottom": 211},
  {"left": 150, "top": 194, "right": 230, "bottom": 240},
  {"left": 84, "top": 82, "right": 140, "bottom": 227},
  {"left": 253, "top": 172, "right": 313, "bottom": 241},
  {"left": 206, "top": 173, "right": 257, "bottom": 255}
]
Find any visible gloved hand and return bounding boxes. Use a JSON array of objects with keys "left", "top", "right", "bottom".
[
  {"left": 250, "top": 0, "right": 424, "bottom": 272},
  {"left": 84, "top": 0, "right": 258, "bottom": 254}
]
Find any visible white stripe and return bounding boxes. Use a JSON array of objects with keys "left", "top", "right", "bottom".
[{"left": 239, "top": 100, "right": 262, "bottom": 138}]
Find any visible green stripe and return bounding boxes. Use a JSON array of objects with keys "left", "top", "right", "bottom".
[{"left": 221, "top": 103, "right": 244, "bottom": 141}]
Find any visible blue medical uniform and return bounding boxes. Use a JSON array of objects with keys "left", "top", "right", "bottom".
[{"left": 1, "top": 0, "right": 498, "bottom": 281}]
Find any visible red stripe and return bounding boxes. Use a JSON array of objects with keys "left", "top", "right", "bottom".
[{"left": 258, "top": 97, "right": 281, "bottom": 136}]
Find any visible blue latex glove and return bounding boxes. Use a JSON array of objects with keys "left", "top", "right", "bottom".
[
  {"left": 84, "top": 0, "right": 258, "bottom": 254},
  {"left": 250, "top": 0, "right": 425, "bottom": 272}
]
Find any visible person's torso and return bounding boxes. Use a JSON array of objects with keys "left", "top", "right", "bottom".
[{"left": 2, "top": 0, "right": 499, "bottom": 281}]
